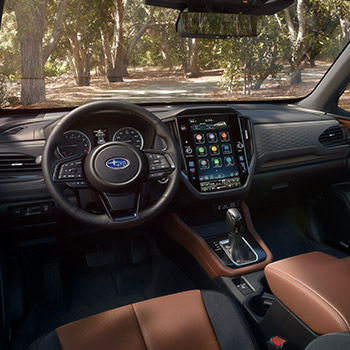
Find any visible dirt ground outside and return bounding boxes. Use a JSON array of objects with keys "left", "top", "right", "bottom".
[{"left": 6, "top": 60, "right": 349, "bottom": 110}]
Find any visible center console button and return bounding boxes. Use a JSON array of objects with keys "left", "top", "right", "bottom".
[
  {"left": 185, "top": 146, "right": 193, "bottom": 155},
  {"left": 236, "top": 142, "right": 244, "bottom": 149}
]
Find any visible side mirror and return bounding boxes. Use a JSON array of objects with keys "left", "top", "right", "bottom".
[{"left": 176, "top": 11, "right": 260, "bottom": 39}]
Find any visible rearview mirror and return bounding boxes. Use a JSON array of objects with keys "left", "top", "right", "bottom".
[{"left": 176, "top": 12, "right": 260, "bottom": 39}]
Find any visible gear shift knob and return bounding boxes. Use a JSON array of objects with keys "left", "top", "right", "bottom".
[
  {"left": 226, "top": 208, "right": 242, "bottom": 235},
  {"left": 221, "top": 208, "right": 256, "bottom": 265}
]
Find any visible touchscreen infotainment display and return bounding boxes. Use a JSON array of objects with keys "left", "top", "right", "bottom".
[{"left": 177, "top": 114, "right": 248, "bottom": 192}]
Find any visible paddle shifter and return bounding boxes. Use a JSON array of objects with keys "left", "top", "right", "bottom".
[{"left": 220, "top": 208, "right": 257, "bottom": 266}]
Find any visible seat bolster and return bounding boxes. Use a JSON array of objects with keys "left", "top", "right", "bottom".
[
  {"left": 201, "top": 290, "right": 258, "bottom": 350},
  {"left": 27, "top": 331, "right": 61, "bottom": 350},
  {"left": 305, "top": 332, "right": 350, "bottom": 350}
]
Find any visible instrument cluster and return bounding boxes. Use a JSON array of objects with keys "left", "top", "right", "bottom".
[{"left": 57, "top": 127, "right": 144, "bottom": 158}]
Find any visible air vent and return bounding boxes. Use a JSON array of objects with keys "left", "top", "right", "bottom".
[
  {"left": 0, "top": 153, "right": 42, "bottom": 173},
  {"left": 318, "top": 125, "right": 348, "bottom": 147},
  {"left": 3, "top": 126, "right": 27, "bottom": 135}
]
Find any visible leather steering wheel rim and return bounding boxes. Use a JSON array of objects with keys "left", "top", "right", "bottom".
[{"left": 42, "top": 100, "right": 181, "bottom": 229}]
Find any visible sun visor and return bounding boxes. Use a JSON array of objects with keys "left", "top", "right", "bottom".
[{"left": 145, "top": 0, "right": 294, "bottom": 15}]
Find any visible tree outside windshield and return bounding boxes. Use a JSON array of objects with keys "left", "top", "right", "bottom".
[{"left": 0, "top": 0, "right": 349, "bottom": 109}]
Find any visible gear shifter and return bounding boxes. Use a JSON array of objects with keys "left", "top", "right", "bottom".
[
  {"left": 227, "top": 208, "right": 242, "bottom": 237},
  {"left": 220, "top": 208, "right": 257, "bottom": 266}
]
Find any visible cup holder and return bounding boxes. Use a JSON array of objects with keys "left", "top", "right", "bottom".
[{"left": 248, "top": 294, "right": 274, "bottom": 318}]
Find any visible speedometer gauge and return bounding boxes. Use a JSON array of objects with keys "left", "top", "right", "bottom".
[
  {"left": 113, "top": 127, "right": 144, "bottom": 149},
  {"left": 57, "top": 130, "right": 91, "bottom": 158}
]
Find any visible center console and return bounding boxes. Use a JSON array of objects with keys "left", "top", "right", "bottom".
[{"left": 163, "top": 202, "right": 273, "bottom": 278}]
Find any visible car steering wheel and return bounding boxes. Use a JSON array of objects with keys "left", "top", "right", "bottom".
[{"left": 42, "top": 101, "right": 181, "bottom": 229}]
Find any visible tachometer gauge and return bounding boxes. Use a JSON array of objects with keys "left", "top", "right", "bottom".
[
  {"left": 57, "top": 130, "right": 91, "bottom": 158},
  {"left": 113, "top": 127, "right": 144, "bottom": 149}
]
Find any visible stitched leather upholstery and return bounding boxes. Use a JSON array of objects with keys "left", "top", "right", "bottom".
[{"left": 265, "top": 252, "right": 350, "bottom": 334}]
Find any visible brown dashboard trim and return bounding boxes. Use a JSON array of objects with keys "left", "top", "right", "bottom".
[
  {"left": 164, "top": 202, "right": 273, "bottom": 278},
  {"left": 338, "top": 119, "right": 350, "bottom": 128}
]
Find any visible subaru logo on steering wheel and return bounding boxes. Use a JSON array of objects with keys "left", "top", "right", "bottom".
[{"left": 105, "top": 158, "right": 130, "bottom": 170}]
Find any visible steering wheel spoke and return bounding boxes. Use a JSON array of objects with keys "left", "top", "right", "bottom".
[
  {"left": 143, "top": 149, "right": 176, "bottom": 180},
  {"left": 99, "top": 190, "right": 141, "bottom": 221},
  {"left": 52, "top": 155, "right": 88, "bottom": 188}
]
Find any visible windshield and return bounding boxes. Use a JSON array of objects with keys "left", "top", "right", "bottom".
[{"left": 0, "top": 0, "right": 349, "bottom": 109}]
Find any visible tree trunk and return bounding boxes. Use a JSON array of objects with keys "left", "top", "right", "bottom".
[
  {"left": 69, "top": 34, "right": 91, "bottom": 86},
  {"left": 124, "top": 8, "right": 154, "bottom": 75},
  {"left": 335, "top": 2, "right": 350, "bottom": 46},
  {"left": 20, "top": 36, "right": 46, "bottom": 104},
  {"left": 180, "top": 38, "right": 189, "bottom": 75},
  {"left": 108, "top": 0, "right": 124, "bottom": 83},
  {"left": 67, "top": 49, "right": 77, "bottom": 78},
  {"left": 100, "top": 29, "right": 115, "bottom": 78},
  {"left": 13, "top": 0, "right": 69, "bottom": 105},
  {"left": 83, "top": 50, "right": 92, "bottom": 86},
  {"left": 42, "top": 0, "right": 69, "bottom": 63},
  {"left": 14, "top": 0, "right": 46, "bottom": 105},
  {"left": 189, "top": 38, "right": 199, "bottom": 78},
  {"left": 243, "top": 57, "right": 250, "bottom": 95},
  {"left": 161, "top": 33, "right": 171, "bottom": 68},
  {"left": 290, "top": 68, "right": 302, "bottom": 84},
  {"left": 284, "top": 0, "right": 307, "bottom": 86}
]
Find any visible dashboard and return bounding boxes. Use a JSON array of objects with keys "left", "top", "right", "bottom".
[{"left": 0, "top": 103, "right": 349, "bottom": 229}]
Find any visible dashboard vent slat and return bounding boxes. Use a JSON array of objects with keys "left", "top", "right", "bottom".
[
  {"left": 0, "top": 154, "right": 41, "bottom": 173},
  {"left": 319, "top": 125, "right": 348, "bottom": 147}
]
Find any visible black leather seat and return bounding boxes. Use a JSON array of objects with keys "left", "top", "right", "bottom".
[{"left": 28, "top": 290, "right": 259, "bottom": 350}]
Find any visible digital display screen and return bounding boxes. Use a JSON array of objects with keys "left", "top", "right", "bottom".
[
  {"left": 93, "top": 129, "right": 109, "bottom": 146},
  {"left": 189, "top": 117, "right": 239, "bottom": 182},
  {"left": 178, "top": 113, "right": 248, "bottom": 192}
]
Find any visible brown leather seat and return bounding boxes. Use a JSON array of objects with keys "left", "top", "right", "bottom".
[
  {"left": 265, "top": 252, "right": 350, "bottom": 335},
  {"left": 29, "top": 290, "right": 258, "bottom": 350}
]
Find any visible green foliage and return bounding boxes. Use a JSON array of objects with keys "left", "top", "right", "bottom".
[
  {"left": 0, "top": 0, "right": 349, "bottom": 104},
  {"left": 219, "top": 15, "right": 285, "bottom": 93},
  {"left": 0, "top": 10, "right": 21, "bottom": 78},
  {"left": 45, "top": 59, "right": 70, "bottom": 77}
]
